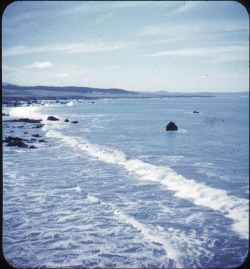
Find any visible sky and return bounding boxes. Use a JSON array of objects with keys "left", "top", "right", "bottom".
[{"left": 2, "top": 1, "right": 249, "bottom": 92}]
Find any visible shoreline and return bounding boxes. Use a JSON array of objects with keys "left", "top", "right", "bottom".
[
  {"left": 2, "top": 106, "right": 47, "bottom": 150},
  {"left": 2, "top": 90, "right": 248, "bottom": 107}
]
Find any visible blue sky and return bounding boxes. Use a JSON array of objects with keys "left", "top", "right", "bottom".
[{"left": 2, "top": 1, "right": 249, "bottom": 92}]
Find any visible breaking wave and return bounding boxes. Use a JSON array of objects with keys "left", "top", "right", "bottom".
[{"left": 45, "top": 129, "right": 249, "bottom": 240}]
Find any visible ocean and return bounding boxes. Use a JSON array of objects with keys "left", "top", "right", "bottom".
[{"left": 2, "top": 95, "right": 249, "bottom": 268}]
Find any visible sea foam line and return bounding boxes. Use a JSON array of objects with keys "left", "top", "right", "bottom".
[
  {"left": 113, "top": 209, "right": 182, "bottom": 267},
  {"left": 46, "top": 130, "right": 249, "bottom": 240},
  {"left": 84, "top": 187, "right": 183, "bottom": 267}
]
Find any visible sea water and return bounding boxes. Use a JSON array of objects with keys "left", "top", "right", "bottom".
[{"left": 2, "top": 96, "right": 249, "bottom": 268}]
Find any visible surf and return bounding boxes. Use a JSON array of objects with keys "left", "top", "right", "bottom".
[{"left": 45, "top": 129, "right": 249, "bottom": 241}]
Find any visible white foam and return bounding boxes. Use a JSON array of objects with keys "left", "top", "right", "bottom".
[
  {"left": 9, "top": 106, "right": 47, "bottom": 121},
  {"left": 165, "top": 155, "right": 184, "bottom": 162},
  {"left": 74, "top": 186, "right": 82, "bottom": 192},
  {"left": 184, "top": 212, "right": 204, "bottom": 224},
  {"left": 66, "top": 101, "right": 74, "bottom": 107},
  {"left": 87, "top": 194, "right": 100, "bottom": 204},
  {"left": 126, "top": 161, "right": 249, "bottom": 240},
  {"left": 45, "top": 130, "right": 249, "bottom": 240},
  {"left": 46, "top": 130, "right": 126, "bottom": 165},
  {"left": 49, "top": 239, "right": 76, "bottom": 249},
  {"left": 75, "top": 190, "right": 183, "bottom": 267},
  {"left": 113, "top": 209, "right": 183, "bottom": 267},
  {"left": 194, "top": 162, "right": 230, "bottom": 181},
  {"left": 178, "top": 128, "right": 187, "bottom": 133}
]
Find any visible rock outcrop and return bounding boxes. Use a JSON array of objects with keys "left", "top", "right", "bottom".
[
  {"left": 29, "top": 145, "right": 37, "bottom": 149},
  {"left": 32, "top": 134, "right": 42, "bottom": 137},
  {"left": 166, "top": 121, "right": 178, "bottom": 131},
  {"left": 7, "top": 118, "right": 42, "bottom": 123},
  {"left": 47, "top": 116, "right": 59, "bottom": 121},
  {"left": 33, "top": 124, "right": 44, "bottom": 128},
  {"left": 4, "top": 136, "right": 29, "bottom": 148}
]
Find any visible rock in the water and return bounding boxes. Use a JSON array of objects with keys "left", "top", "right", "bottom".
[
  {"left": 32, "top": 134, "right": 42, "bottom": 137},
  {"left": 29, "top": 145, "right": 37, "bottom": 149},
  {"left": 64, "top": 119, "right": 69, "bottom": 122},
  {"left": 71, "top": 121, "right": 79, "bottom": 124},
  {"left": 47, "top": 116, "right": 59, "bottom": 121},
  {"left": 166, "top": 121, "right": 178, "bottom": 131},
  {"left": 193, "top": 111, "right": 199, "bottom": 114},
  {"left": 33, "top": 124, "right": 44, "bottom": 128},
  {"left": 7, "top": 118, "right": 42, "bottom": 123},
  {"left": 5, "top": 136, "right": 29, "bottom": 148}
]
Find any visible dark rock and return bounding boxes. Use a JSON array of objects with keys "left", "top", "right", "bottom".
[
  {"left": 71, "top": 121, "right": 79, "bottom": 124},
  {"left": 166, "top": 121, "right": 178, "bottom": 131},
  {"left": 47, "top": 116, "right": 59, "bottom": 121},
  {"left": 13, "top": 102, "right": 22, "bottom": 107},
  {"left": 193, "top": 111, "right": 199, "bottom": 114},
  {"left": 39, "top": 139, "right": 46, "bottom": 143},
  {"left": 30, "top": 138, "right": 36, "bottom": 141},
  {"left": 64, "top": 119, "right": 70, "bottom": 122},
  {"left": 2, "top": 113, "right": 9, "bottom": 116},
  {"left": 5, "top": 136, "right": 28, "bottom": 143},
  {"left": 14, "top": 118, "right": 42, "bottom": 123},
  {"left": 5, "top": 136, "right": 29, "bottom": 148},
  {"left": 33, "top": 124, "right": 44, "bottom": 128},
  {"left": 29, "top": 145, "right": 37, "bottom": 149},
  {"left": 32, "top": 134, "right": 42, "bottom": 137}
]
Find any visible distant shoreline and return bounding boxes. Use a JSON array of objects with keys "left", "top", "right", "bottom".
[
  {"left": 2, "top": 83, "right": 248, "bottom": 105},
  {"left": 2, "top": 93, "right": 216, "bottom": 107}
]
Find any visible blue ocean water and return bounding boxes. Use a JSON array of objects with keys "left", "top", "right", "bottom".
[{"left": 2, "top": 95, "right": 249, "bottom": 268}]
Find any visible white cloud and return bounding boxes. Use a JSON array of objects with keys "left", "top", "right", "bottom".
[
  {"left": 25, "top": 61, "right": 53, "bottom": 69},
  {"left": 2, "top": 41, "right": 135, "bottom": 57},
  {"left": 57, "top": 73, "right": 69, "bottom": 78},
  {"left": 57, "top": 1, "right": 166, "bottom": 16},
  {"left": 140, "top": 19, "right": 247, "bottom": 38},
  {"left": 170, "top": 1, "right": 201, "bottom": 14},
  {"left": 145, "top": 45, "right": 248, "bottom": 63},
  {"left": 140, "top": 23, "right": 202, "bottom": 37}
]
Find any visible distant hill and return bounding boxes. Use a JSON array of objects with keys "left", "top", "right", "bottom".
[
  {"left": 2, "top": 83, "right": 247, "bottom": 101},
  {"left": 2, "top": 83, "right": 138, "bottom": 99}
]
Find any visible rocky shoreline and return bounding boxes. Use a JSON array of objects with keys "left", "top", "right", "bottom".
[
  {"left": 2, "top": 97, "right": 83, "bottom": 151},
  {"left": 2, "top": 114, "right": 47, "bottom": 149}
]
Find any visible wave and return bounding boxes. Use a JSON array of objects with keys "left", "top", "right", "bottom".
[
  {"left": 113, "top": 208, "right": 182, "bottom": 267},
  {"left": 45, "top": 130, "right": 249, "bottom": 240},
  {"left": 9, "top": 105, "right": 47, "bottom": 121},
  {"left": 66, "top": 101, "right": 74, "bottom": 107},
  {"left": 194, "top": 162, "right": 230, "bottom": 181}
]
